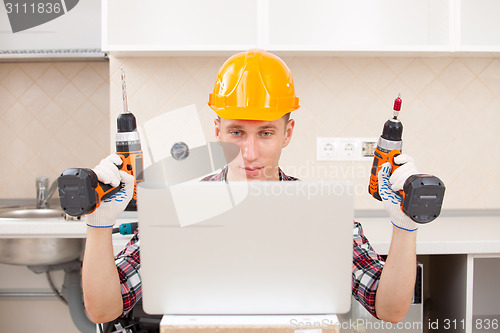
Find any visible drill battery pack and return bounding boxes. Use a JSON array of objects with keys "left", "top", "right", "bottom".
[
  {"left": 58, "top": 168, "right": 120, "bottom": 216},
  {"left": 402, "top": 174, "right": 446, "bottom": 224}
]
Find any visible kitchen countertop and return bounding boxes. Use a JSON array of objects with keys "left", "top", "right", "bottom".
[
  {"left": 0, "top": 211, "right": 138, "bottom": 238},
  {"left": 1, "top": 210, "right": 499, "bottom": 255},
  {"left": 359, "top": 214, "right": 500, "bottom": 255}
]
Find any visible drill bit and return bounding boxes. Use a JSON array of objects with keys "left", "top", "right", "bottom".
[
  {"left": 393, "top": 93, "right": 402, "bottom": 119},
  {"left": 121, "top": 68, "right": 129, "bottom": 114}
]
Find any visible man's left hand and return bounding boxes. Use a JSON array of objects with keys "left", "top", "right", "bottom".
[{"left": 378, "top": 154, "right": 419, "bottom": 231}]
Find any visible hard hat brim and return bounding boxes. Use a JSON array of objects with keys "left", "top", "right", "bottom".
[{"left": 209, "top": 105, "right": 299, "bottom": 121}]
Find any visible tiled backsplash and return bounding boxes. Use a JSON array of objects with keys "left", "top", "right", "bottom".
[
  {"left": 2, "top": 55, "right": 499, "bottom": 210},
  {"left": 109, "top": 55, "right": 500, "bottom": 210},
  {"left": 0, "top": 60, "right": 109, "bottom": 199}
]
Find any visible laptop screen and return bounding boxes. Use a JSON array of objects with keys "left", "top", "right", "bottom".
[{"left": 138, "top": 180, "right": 354, "bottom": 315}]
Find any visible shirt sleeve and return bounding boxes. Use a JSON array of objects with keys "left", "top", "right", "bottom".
[
  {"left": 115, "top": 229, "right": 142, "bottom": 316},
  {"left": 352, "top": 221, "right": 385, "bottom": 319}
]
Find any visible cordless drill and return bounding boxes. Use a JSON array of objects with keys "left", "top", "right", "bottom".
[
  {"left": 368, "top": 95, "right": 445, "bottom": 224},
  {"left": 57, "top": 69, "right": 144, "bottom": 217}
]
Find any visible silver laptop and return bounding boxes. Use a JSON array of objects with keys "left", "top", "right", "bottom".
[{"left": 138, "top": 180, "right": 354, "bottom": 315}]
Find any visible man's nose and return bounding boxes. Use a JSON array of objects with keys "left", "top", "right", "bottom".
[{"left": 241, "top": 136, "right": 258, "bottom": 162}]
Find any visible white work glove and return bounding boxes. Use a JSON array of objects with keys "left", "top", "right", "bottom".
[
  {"left": 378, "top": 154, "right": 419, "bottom": 231},
  {"left": 86, "top": 154, "right": 134, "bottom": 228}
]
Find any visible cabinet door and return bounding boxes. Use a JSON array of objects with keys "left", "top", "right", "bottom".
[
  {"left": 104, "top": 0, "right": 257, "bottom": 52},
  {"left": 471, "top": 257, "right": 500, "bottom": 333},
  {"left": 460, "top": 0, "right": 500, "bottom": 50},
  {"left": 268, "top": 0, "right": 450, "bottom": 51}
]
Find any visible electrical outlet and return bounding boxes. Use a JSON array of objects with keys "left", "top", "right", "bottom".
[
  {"left": 317, "top": 137, "right": 378, "bottom": 161},
  {"left": 338, "top": 141, "right": 358, "bottom": 158},
  {"left": 317, "top": 138, "right": 337, "bottom": 160}
]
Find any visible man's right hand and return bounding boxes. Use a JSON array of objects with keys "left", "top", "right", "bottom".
[{"left": 86, "top": 154, "right": 134, "bottom": 228}]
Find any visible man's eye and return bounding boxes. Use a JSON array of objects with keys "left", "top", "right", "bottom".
[
  {"left": 231, "top": 131, "right": 242, "bottom": 136},
  {"left": 261, "top": 131, "right": 272, "bottom": 137}
]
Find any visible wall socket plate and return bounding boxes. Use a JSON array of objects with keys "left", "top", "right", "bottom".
[{"left": 317, "top": 137, "right": 378, "bottom": 161}]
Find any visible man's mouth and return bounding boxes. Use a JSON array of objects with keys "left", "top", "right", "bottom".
[{"left": 242, "top": 166, "right": 264, "bottom": 176}]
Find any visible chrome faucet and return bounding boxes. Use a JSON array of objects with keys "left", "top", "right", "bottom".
[{"left": 36, "top": 177, "right": 58, "bottom": 209}]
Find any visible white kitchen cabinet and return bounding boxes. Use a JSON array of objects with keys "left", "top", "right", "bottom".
[
  {"left": 103, "top": 0, "right": 258, "bottom": 55},
  {"left": 467, "top": 255, "right": 500, "bottom": 333},
  {"left": 459, "top": 0, "right": 500, "bottom": 51},
  {"left": 426, "top": 254, "right": 500, "bottom": 333},
  {"left": 103, "top": 0, "right": 500, "bottom": 55},
  {"left": 267, "top": 0, "right": 450, "bottom": 52}
]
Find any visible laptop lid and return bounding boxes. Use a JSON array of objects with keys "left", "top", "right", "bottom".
[{"left": 138, "top": 180, "right": 354, "bottom": 315}]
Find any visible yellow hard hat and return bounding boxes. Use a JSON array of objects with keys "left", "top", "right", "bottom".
[{"left": 208, "top": 49, "right": 300, "bottom": 121}]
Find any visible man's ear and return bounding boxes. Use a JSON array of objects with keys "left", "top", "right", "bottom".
[
  {"left": 282, "top": 119, "right": 295, "bottom": 148},
  {"left": 214, "top": 118, "right": 221, "bottom": 141}
]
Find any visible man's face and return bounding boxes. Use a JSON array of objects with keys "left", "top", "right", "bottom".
[{"left": 215, "top": 116, "right": 295, "bottom": 181}]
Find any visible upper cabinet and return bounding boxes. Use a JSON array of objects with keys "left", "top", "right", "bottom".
[
  {"left": 267, "top": 0, "right": 450, "bottom": 52},
  {"left": 0, "top": 0, "right": 103, "bottom": 59},
  {"left": 459, "top": 0, "right": 500, "bottom": 51},
  {"left": 103, "top": 0, "right": 258, "bottom": 56},
  {"left": 103, "top": 0, "right": 500, "bottom": 56}
]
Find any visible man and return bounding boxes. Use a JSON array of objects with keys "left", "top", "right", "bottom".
[{"left": 83, "top": 49, "right": 419, "bottom": 325}]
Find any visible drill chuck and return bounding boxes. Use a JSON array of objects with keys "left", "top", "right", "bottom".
[
  {"left": 381, "top": 118, "right": 403, "bottom": 142},
  {"left": 117, "top": 110, "right": 137, "bottom": 132}
]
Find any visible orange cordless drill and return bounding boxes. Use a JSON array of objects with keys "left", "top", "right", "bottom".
[
  {"left": 57, "top": 69, "right": 144, "bottom": 216},
  {"left": 369, "top": 95, "right": 445, "bottom": 223}
]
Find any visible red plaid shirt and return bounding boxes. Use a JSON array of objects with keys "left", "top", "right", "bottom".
[{"left": 115, "top": 166, "right": 385, "bottom": 318}]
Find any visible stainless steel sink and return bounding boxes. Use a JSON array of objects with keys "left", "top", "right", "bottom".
[
  {"left": 0, "top": 208, "right": 64, "bottom": 219},
  {"left": 0, "top": 238, "right": 84, "bottom": 266},
  {"left": 0, "top": 207, "right": 83, "bottom": 266}
]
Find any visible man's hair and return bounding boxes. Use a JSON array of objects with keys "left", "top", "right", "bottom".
[{"left": 282, "top": 112, "right": 291, "bottom": 123}]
